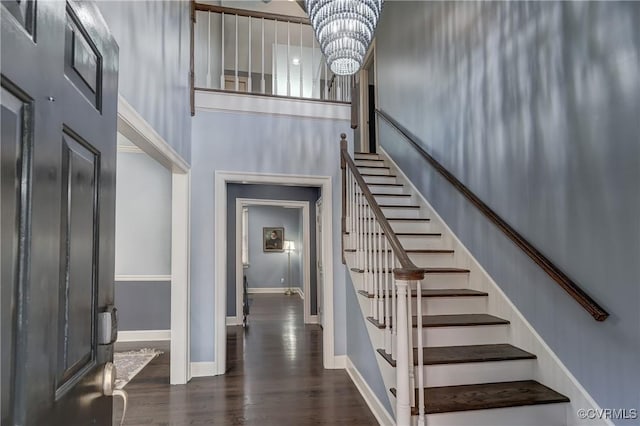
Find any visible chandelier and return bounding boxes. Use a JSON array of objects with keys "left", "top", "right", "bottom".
[{"left": 305, "top": 0, "right": 383, "bottom": 76}]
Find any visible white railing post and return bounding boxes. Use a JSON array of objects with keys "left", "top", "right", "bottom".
[
  {"left": 417, "top": 278, "right": 425, "bottom": 426},
  {"left": 261, "top": 18, "right": 265, "bottom": 94},
  {"left": 247, "top": 16, "right": 252, "bottom": 92},
  {"left": 384, "top": 236, "right": 391, "bottom": 354},
  {"left": 234, "top": 14, "right": 238, "bottom": 91},
  {"left": 395, "top": 278, "right": 412, "bottom": 426},
  {"left": 220, "top": 12, "right": 225, "bottom": 89},
  {"left": 206, "top": 11, "right": 212, "bottom": 88}
]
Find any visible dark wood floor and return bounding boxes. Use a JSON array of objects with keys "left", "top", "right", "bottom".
[{"left": 114, "top": 294, "right": 377, "bottom": 425}]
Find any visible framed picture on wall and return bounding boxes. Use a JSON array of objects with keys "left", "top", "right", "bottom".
[{"left": 263, "top": 227, "right": 284, "bottom": 252}]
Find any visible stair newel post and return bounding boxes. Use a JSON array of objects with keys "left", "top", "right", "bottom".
[
  {"left": 407, "top": 281, "right": 415, "bottom": 408},
  {"left": 391, "top": 250, "right": 397, "bottom": 359},
  {"left": 416, "top": 279, "right": 426, "bottom": 426},
  {"left": 384, "top": 235, "right": 392, "bottom": 354},
  {"left": 394, "top": 274, "right": 412, "bottom": 426},
  {"left": 340, "top": 134, "right": 347, "bottom": 263}
]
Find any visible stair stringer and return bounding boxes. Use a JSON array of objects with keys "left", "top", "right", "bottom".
[{"left": 378, "top": 147, "right": 611, "bottom": 426}]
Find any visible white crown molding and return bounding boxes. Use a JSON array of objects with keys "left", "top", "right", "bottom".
[
  {"left": 195, "top": 89, "right": 350, "bottom": 121},
  {"left": 117, "top": 144, "right": 144, "bottom": 154},
  {"left": 117, "top": 95, "right": 189, "bottom": 173}
]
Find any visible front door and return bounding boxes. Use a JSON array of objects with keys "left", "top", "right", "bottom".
[{"left": 1, "top": 1, "right": 119, "bottom": 425}]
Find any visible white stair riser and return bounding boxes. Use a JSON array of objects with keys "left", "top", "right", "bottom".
[
  {"left": 380, "top": 207, "right": 423, "bottom": 219},
  {"left": 363, "top": 174, "right": 398, "bottom": 184},
  {"left": 365, "top": 184, "right": 405, "bottom": 194},
  {"left": 415, "top": 273, "right": 469, "bottom": 289},
  {"left": 417, "top": 359, "right": 535, "bottom": 388},
  {"left": 373, "top": 194, "right": 414, "bottom": 205},
  {"left": 422, "top": 403, "right": 567, "bottom": 426},
  {"left": 355, "top": 159, "right": 385, "bottom": 167},
  {"left": 354, "top": 153, "right": 380, "bottom": 160},
  {"left": 410, "top": 296, "right": 487, "bottom": 316},
  {"left": 397, "top": 234, "right": 447, "bottom": 249},
  {"left": 357, "top": 166, "right": 392, "bottom": 176},
  {"left": 389, "top": 220, "right": 437, "bottom": 233},
  {"left": 405, "top": 252, "right": 457, "bottom": 267},
  {"left": 414, "top": 325, "right": 509, "bottom": 347}
]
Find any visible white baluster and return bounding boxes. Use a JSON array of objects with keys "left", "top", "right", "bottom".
[
  {"left": 391, "top": 251, "right": 397, "bottom": 359},
  {"left": 287, "top": 22, "right": 291, "bottom": 97},
  {"left": 407, "top": 273, "right": 415, "bottom": 408},
  {"left": 206, "top": 11, "right": 211, "bottom": 88},
  {"left": 377, "top": 224, "right": 384, "bottom": 323},
  {"left": 261, "top": 18, "right": 265, "bottom": 94},
  {"left": 395, "top": 278, "right": 412, "bottom": 426},
  {"left": 384, "top": 236, "right": 391, "bottom": 354},
  {"left": 234, "top": 14, "right": 238, "bottom": 91},
  {"left": 372, "top": 211, "right": 378, "bottom": 320},
  {"left": 220, "top": 12, "right": 225, "bottom": 89},
  {"left": 274, "top": 20, "right": 278, "bottom": 95},
  {"left": 299, "top": 23, "right": 303, "bottom": 98},
  {"left": 247, "top": 16, "right": 252, "bottom": 93}
]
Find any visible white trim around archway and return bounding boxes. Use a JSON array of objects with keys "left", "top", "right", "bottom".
[
  {"left": 234, "top": 198, "right": 315, "bottom": 326},
  {"left": 214, "top": 171, "right": 336, "bottom": 376},
  {"left": 117, "top": 95, "right": 191, "bottom": 385}
]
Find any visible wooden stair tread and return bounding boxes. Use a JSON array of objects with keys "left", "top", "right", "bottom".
[
  {"left": 357, "top": 165, "right": 390, "bottom": 169},
  {"left": 358, "top": 288, "right": 487, "bottom": 299},
  {"left": 352, "top": 267, "right": 468, "bottom": 274},
  {"left": 367, "top": 313, "right": 509, "bottom": 329},
  {"left": 355, "top": 158, "right": 385, "bottom": 162},
  {"left": 391, "top": 380, "right": 570, "bottom": 415},
  {"left": 359, "top": 204, "right": 420, "bottom": 208},
  {"left": 365, "top": 183, "right": 404, "bottom": 187},
  {"left": 386, "top": 217, "right": 430, "bottom": 221},
  {"left": 344, "top": 231, "right": 440, "bottom": 236},
  {"left": 376, "top": 344, "right": 536, "bottom": 367},
  {"left": 360, "top": 173, "right": 397, "bottom": 177},
  {"left": 371, "top": 193, "right": 411, "bottom": 197}
]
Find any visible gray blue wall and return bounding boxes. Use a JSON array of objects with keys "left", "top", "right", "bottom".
[
  {"left": 115, "top": 149, "right": 172, "bottom": 331},
  {"left": 190, "top": 110, "right": 350, "bottom": 363},
  {"left": 376, "top": 1, "right": 640, "bottom": 420},
  {"left": 346, "top": 271, "right": 393, "bottom": 417},
  {"left": 226, "top": 185, "right": 320, "bottom": 317},
  {"left": 246, "top": 206, "right": 303, "bottom": 290},
  {"left": 98, "top": 1, "right": 192, "bottom": 163}
]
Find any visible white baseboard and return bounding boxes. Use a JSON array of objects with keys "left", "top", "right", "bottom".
[
  {"left": 346, "top": 357, "right": 395, "bottom": 426},
  {"left": 190, "top": 362, "right": 217, "bottom": 378},
  {"left": 117, "top": 329, "right": 171, "bottom": 342},
  {"left": 332, "top": 354, "right": 348, "bottom": 369},
  {"left": 226, "top": 316, "right": 242, "bottom": 326},
  {"left": 294, "top": 287, "right": 304, "bottom": 299}
]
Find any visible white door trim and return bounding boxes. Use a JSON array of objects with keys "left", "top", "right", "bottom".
[
  {"left": 215, "top": 171, "right": 336, "bottom": 375},
  {"left": 235, "top": 198, "right": 312, "bottom": 325},
  {"left": 117, "top": 95, "right": 191, "bottom": 385}
]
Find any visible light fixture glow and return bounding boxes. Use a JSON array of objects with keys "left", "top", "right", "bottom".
[
  {"left": 292, "top": 57, "right": 301, "bottom": 66},
  {"left": 305, "top": 0, "right": 383, "bottom": 75}
]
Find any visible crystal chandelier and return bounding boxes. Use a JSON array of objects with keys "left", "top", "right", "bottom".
[{"left": 305, "top": 0, "right": 383, "bottom": 75}]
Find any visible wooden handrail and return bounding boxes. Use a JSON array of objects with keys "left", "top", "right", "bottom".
[
  {"left": 376, "top": 109, "right": 609, "bottom": 321},
  {"left": 340, "top": 134, "right": 425, "bottom": 281},
  {"left": 194, "top": 3, "right": 310, "bottom": 25}
]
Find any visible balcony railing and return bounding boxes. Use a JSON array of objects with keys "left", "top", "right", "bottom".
[{"left": 191, "top": 3, "right": 352, "bottom": 105}]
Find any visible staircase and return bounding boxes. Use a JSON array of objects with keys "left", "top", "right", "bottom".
[{"left": 342, "top": 149, "right": 571, "bottom": 426}]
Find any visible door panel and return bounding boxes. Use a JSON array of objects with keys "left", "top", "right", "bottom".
[
  {"left": 56, "top": 130, "right": 99, "bottom": 396},
  {"left": 1, "top": 1, "right": 119, "bottom": 424},
  {"left": 0, "top": 82, "right": 33, "bottom": 426}
]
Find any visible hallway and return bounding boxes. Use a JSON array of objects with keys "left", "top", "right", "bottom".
[{"left": 114, "top": 294, "right": 377, "bottom": 425}]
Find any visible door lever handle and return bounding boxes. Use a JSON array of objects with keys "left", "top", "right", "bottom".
[{"left": 102, "top": 362, "right": 128, "bottom": 425}]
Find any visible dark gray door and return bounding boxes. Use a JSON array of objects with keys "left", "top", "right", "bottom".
[{"left": 1, "top": 1, "right": 118, "bottom": 425}]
